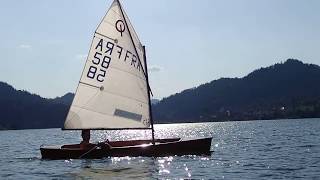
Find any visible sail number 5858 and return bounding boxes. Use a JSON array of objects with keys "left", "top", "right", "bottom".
[{"left": 87, "top": 52, "right": 111, "bottom": 82}]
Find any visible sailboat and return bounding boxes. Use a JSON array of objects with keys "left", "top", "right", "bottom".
[{"left": 40, "top": 0, "right": 212, "bottom": 159}]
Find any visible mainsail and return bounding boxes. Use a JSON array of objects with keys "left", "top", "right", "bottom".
[{"left": 64, "top": 0, "right": 151, "bottom": 129}]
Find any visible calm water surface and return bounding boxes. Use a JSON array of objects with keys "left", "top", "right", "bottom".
[{"left": 0, "top": 118, "right": 320, "bottom": 179}]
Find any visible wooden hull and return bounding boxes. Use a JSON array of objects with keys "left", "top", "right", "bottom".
[{"left": 40, "top": 137, "right": 212, "bottom": 160}]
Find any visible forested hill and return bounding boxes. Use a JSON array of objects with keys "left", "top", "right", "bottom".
[
  {"left": 152, "top": 59, "right": 320, "bottom": 123},
  {"left": 0, "top": 82, "right": 68, "bottom": 129},
  {"left": 0, "top": 59, "right": 320, "bottom": 129}
]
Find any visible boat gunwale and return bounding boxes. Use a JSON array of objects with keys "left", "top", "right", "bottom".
[{"left": 40, "top": 137, "right": 212, "bottom": 151}]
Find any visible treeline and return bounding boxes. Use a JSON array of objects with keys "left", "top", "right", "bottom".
[
  {"left": 0, "top": 82, "right": 69, "bottom": 129},
  {"left": 152, "top": 59, "right": 320, "bottom": 123},
  {"left": 1, "top": 59, "right": 320, "bottom": 129}
]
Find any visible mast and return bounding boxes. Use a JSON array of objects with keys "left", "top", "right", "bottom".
[
  {"left": 116, "top": 0, "right": 153, "bottom": 96},
  {"left": 117, "top": 0, "right": 155, "bottom": 144},
  {"left": 143, "top": 46, "right": 155, "bottom": 145}
]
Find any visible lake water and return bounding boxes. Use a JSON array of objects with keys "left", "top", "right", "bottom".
[{"left": 0, "top": 118, "right": 320, "bottom": 179}]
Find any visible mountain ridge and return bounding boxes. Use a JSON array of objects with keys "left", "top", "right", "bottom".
[
  {"left": 153, "top": 59, "right": 320, "bottom": 122},
  {"left": 0, "top": 82, "right": 68, "bottom": 129},
  {"left": 0, "top": 59, "right": 319, "bottom": 129}
]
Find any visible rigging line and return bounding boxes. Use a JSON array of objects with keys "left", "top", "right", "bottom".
[
  {"left": 79, "top": 81, "right": 100, "bottom": 89},
  {"left": 77, "top": 82, "right": 148, "bottom": 105},
  {"left": 109, "top": 65, "right": 146, "bottom": 82},
  {"left": 116, "top": 0, "right": 153, "bottom": 95},
  {"left": 79, "top": 145, "right": 98, "bottom": 159},
  {"left": 95, "top": 32, "right": 116, "bottom": 42},
  {"left": 80, "top": 68, "right": 148, "bottom": 101}
]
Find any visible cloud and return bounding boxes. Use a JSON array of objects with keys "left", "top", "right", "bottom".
[
  {"left": 148, "top": 65, "right": 162, "bottom": 72},
  {"left": 18, "top": 44, "right": 32, "bottom": 49}
]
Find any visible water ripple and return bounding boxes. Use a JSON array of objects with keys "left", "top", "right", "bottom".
[{"left": 0, "top": 119, "right": 320, "bottom": 179}]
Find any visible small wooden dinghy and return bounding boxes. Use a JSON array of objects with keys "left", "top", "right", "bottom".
[
  {"left": 41, "top": 138, "right": 212, "bottom": 160},
  {"left": 40, "top": 0, "right": 212, "bottom": 159}
]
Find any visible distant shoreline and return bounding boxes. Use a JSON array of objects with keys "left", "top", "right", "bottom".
[
  {"left": 1, "top": 117, "right": 319, "bottom": 131},
  {"left": 1, "top": 59, "right": 320, "bottom": 130}
]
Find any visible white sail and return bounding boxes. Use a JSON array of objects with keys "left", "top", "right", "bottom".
[{"left": 64, "top": 0, "right": 151, "bottom": 129}]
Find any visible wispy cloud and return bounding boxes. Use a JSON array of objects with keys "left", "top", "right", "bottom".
[
  {"left": 18, "top": 44, "right": 32, "bottom": 49},
  {"left": 148, "top": 65, "right": 162, "bottom": 72}
]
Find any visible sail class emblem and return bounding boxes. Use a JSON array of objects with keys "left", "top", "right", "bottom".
[{"left": 115, "top": 19, "right": 125, "bottom": 36}]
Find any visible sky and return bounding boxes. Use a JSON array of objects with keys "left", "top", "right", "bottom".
[{"left": 0, "top": 0, "right": 320, "bottom": 99}]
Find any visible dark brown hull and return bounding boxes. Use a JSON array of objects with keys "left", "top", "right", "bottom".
[{"left": 40, "top": 137, "right": 212, "bottom": 160}]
